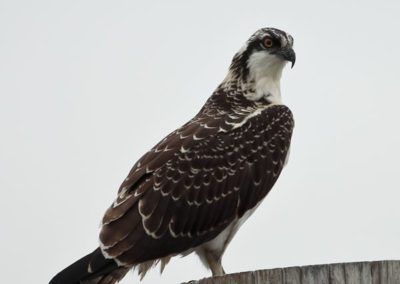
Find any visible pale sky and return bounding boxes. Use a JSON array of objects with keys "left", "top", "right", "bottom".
[{"left": 1, "top": 0, "right": 400, "bottom": 283}]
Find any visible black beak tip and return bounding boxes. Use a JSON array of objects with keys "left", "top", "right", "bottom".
[
  {"left": 289, "top": 51, "right": 296, "bottom": 69},
  {"left": 282, "top": 48, "right": 296, "bottom": 69},
  {"left": 273, "top": 48, "right": 296, "bottom": 68}
]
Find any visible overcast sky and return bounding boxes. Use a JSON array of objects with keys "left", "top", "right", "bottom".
[{"left": 1, "top": 0, "right": 400, "bottom": 283}]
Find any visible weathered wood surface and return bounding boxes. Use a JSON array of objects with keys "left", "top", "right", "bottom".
[{"left": 185, "top": 260, "right": 400, "bottom": 284}]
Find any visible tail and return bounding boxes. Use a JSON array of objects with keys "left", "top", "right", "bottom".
[{"left": 50, "top": 248, "right": 129, "bottom": 284}]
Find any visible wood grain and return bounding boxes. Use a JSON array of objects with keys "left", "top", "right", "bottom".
[{"left": 184, "top": 260, "right": 400, "bottom": 284}]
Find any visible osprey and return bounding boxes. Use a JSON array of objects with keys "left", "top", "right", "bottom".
[{"left": 51, "top": 27, "right": 295, "bottom": 284}]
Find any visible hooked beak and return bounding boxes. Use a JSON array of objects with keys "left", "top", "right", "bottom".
[{"left": 277, "top": 47, "right": 296, "bottom": 68}]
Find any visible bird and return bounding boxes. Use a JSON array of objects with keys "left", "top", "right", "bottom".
[{"left": 50, "top": 27, "right": 296, "bottom": 284}]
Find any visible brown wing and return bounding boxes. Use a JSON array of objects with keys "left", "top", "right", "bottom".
[{"left": 99, "top": 104, "right": 294, "bottom": 265}]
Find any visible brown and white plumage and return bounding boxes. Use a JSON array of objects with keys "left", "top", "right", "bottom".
[{"left": 50, "top": 27, "right": 296, "bottom": 284}]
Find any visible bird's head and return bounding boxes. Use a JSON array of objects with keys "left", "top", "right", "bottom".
[{"left": 227, "top": 28, "right": 295, "bottom": 102}]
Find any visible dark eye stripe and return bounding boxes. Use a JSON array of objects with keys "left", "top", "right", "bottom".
[
  {"left": 264, "top": 29, "right": 292, "bottom": 47},
  {"left": 263, "top": 36, "right": 280, "bottom": 48},
  {"left": 265, "top": 32, "right": 282, "bottom": 46}
]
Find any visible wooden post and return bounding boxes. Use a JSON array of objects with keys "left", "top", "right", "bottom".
[{"left": 185, "top": 260, "right": 400, "bottom": 284}]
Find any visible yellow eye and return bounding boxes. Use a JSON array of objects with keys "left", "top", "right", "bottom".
[{"left": 263, "top": 37, "right": 274, "bottom": 48}]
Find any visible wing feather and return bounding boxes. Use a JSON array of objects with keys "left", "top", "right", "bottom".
[{"left": 99, "top": 104, "right": 294, "bottom": 265}]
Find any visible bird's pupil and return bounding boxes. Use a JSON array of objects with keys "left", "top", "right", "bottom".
[{"left": 264, "top": 38, "right": 273, "bottom": 47}]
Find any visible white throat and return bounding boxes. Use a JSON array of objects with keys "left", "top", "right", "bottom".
[{"left": 245, "top": 52, "right": 286, "bottom": 104}]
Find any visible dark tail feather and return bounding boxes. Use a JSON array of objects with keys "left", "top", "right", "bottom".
[{"left": 50, "top": 248, "right": 128, "bottom": 284}]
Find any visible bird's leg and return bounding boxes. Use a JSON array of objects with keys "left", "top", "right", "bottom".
[{"left": 203, "top": 250, "right": 225, "bottom": 276}]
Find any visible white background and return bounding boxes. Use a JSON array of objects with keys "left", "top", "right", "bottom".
[{"left": 1, "top": 0, "right": 399, "bottom": 283}]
